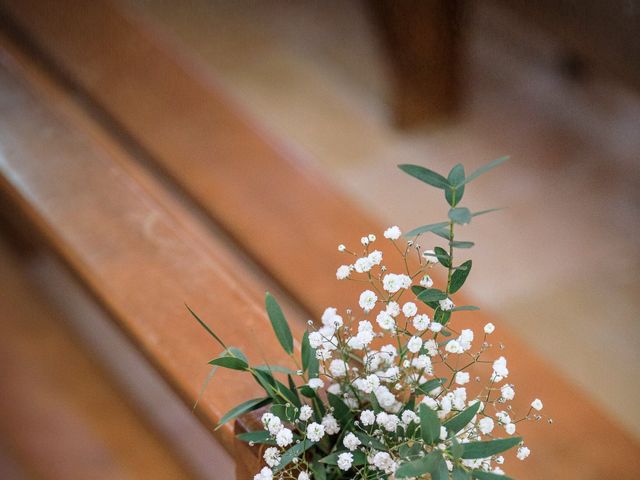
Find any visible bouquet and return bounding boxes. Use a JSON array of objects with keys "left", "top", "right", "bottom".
[{"left": 191, "top": 158, "right": 547, "bottom": 479}]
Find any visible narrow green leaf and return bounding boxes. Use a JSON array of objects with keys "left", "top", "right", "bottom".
[
  {"left": 453, "top": 466, "right": 472, "bottom": 480},
  {"left": 446, "top": 164, "right": 466, "bottom": 207},
  {"left": 450, "top": 240, "right": 475, "bottom": 249},
  {"left": 432, "top": 225, "right": 452, "bottom": 240},
  {"left": 416, "top": 378, "right": 446, "bottom": 395},
  {"left": 301, "top": 331, "right": 319, "bottom": 378},
  {"left": 450, "top": 260, "right": 472, "bottom": 294},
  {"left": 265, "top": 293, "right": 294, "bottom": 355},
  {"left": 444, "top": 401, "right": 481, "bottom": 436},
  {"left": 472, "top": 208, "right": 504, "bottom": 218},
  {"left": 449, "top": 207, "right": 472, "bottom": 225},
  {"left": 186, "top": 304, "right": 226, "bottom": 349},
  {"left": 254, "top": 365, "right": 297, "bottom": 375},
  {"left": 216, "top": 397, "right": 271, "bottom": 430},
  {"left": 434, "top": 246, "right": 452, "bottom": 267},
  {"left": 399, "top": 164, "right": 450, "bottom": 189},
  {"left": 452, "top": 305, "right": 480, "bottom": 311},
  {"left": 456, "top": 156, "right": 509, "bottom": 187},
  {"left": 396, "top": 451, "right": 440, "bottom": 478},
  {"left": 419, "top": 403, "right": 441, "bottom": 444},
  {"left": 472, "top": 471, "right": 515, "bottom": 480},
  {"left": 271, "top": 403, "right": 298, "bottom": 422},
  {"left": 274, "top": 440, "right": 315, "bottom": 471},
  {"left": 431, "top": 453, "right": 449, "bottom": 480},
  {"left": 328, "top": 392, "right": 352, "bottom": 425},
  {"left": 208, "top": 356, "right": 248, "bottom": 370},
  {"left": 434, "top": 309, "right": 452, "bottom": 326},
  {"left": 310, "top": 462, "right": 326, "bottom": 480},
  {"left": 236, "top": 430, "right": 274, "bottom": 445},
  {"left": 404, "top": 221, "right": 450, "bottom": 238},
  {"left": 450, "top": 436, "right": 464, "bottom": 460},
  {"left": 462, "top": 437, "right": 522, "bottom": 459},
  {"left": 416, "top": 288, "right": 448, "bottom": 303}
]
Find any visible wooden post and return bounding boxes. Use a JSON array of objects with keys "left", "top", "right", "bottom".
[{"left": 368, "top": 0, "right": 465, "bottom": 128}]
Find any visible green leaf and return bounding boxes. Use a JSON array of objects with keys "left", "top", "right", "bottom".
[
  {"left": 299, "top": 385, "right": 317, "bottom": 398},
  {"left": 434, "top": 309, "right": 452, "bottom": 326},
  {"left": 396, "top": 451, "right": 441, "bottom": 478},
  {"left": 254, "top": 365, "right": 297, "bottom": 375},
  {"left": 301, "top": 331, "right": 319, "bottom": 378},
  {"left": 416, "top": 288, "right": 448, "bottom": 303},
  {"left": 328, "top": 392, "right": 352, "bottom": 425},
  {"left": 404, "top": 221, "right": 450, "bottom": 238},
  {"left": 432, "top": 225, "right": 452, "bottom": 240},
  {"left": 274, "top": 439, "right": 315, "bottom": 472},
  {"left": 354, "top": 431, "right": 386, "bottom": 450},
  {"left": 450, "top": 260, "right": 472, "bottom": 294},
  {"left": 310, "top": 462, "right": 326, "bottom": 480},
  {"left": 453, "top": 466, "right": 472, "bottom": 480},
  {"left": 452, "top": 305, "right": 480, "bottom": 311},
  {"left": 419, "top": 403, "right": 441, "bottom": 444},
  {"left": 187, "top": 304, "right": 227, "bottom": 349},
  {"left": 216, "top": 397, "right": 271, "bottom": 430},
  {"left": 416, "top": 378, "right": 446, "bottom": 395},
  {"left": 208, "top": 356, "right": 248, "bottom": 370},
  {"left": 236, "top": 430, "right": 274, "bottom": 445},
  {"left": 450, "top": 240, "right": 475, "bottom": 249},
  {"left": 444, "top": 401, "right": 481, "bottom": 436},
  {"left": 449, "top": 207, "right": 472, "bottom": 225},
  {"left": 431, "top": 453, "right": 449, "bottom": 480},
  {"left": 271, "top": 403, "right": 297, "bottom": 423},
  {"left": 446, "top": 163, "right": 466, "bottom": 207},
  {"left": 462, "top": 437, "right": 522, "bottom": 459},
  {"left": 434, "top": 246, "right": 452, "bottom": 267},
  {"left": 472, "top": 208, "right": 504, "bottom": 218},
  {"left": 449, "top": 436, "right": 464, "bottom": 460},
  {"left": 399, "top": 164, "right": 450, "bottom": 189},
  {"left": 472, "top": 471, "right": 514, "bottom": 480},
  {"left": 320, "top": 450, "right": 366, "bottom": 466},
  {"left": 456, "top": 156, "right": 509, "bottom": 187},
  {"left": 265, "top": 293, "right": 294, "bottom": 355}
]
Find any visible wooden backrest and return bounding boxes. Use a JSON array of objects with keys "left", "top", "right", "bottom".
[{"left": 0, "top": 1, "right": 638, "bottom": 478}]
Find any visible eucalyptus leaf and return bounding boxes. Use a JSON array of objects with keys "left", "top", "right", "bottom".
[
  {"left": 187, "top": 304, "right": 226, "bottom": 350},
  {"left": 395, "top": 451, "right": 440, "bottom": 478},
  {"left": 208, "top": 356, "right": 248, "bottom": 371},
  {"left": 462, "top": 437, "right": 522, "bottom": 459},
  {"left": 453, "top": 466, "right": 472, "bottom": 480},
  {"left": 216, "top": 397, "right": 271, "bottom": 430},
  {"left": 450, "top": 260, "right": 472, "bottom": 294},
  {"left": 310, "top": 462, "right": 326, "bottom": 480},
  {"left": 275, "top": 440, "right": 315, "bottom": 472},
  {"left": 452, "top": 306, "right": 480, "bottom": 311},
  {"left": 450, "top": 240, "right": 475, "bottom": 249},
  {"left": 328, "top": 392, "right": 352, "bottom": 425},
  {"left": 446, "top": 163, "right": 465, "bottom": 206},
  {"left": 444, "top": 401, "right": 481, "bottom": 436},
  {"left": 456, "top": 156, "right": 509, "bottom": 187},
  {"left": 416, "top": 377, "right": 446, "bottom": 395},
  {"left": 419, "top": 403, "right": 441, "bottom": 444},
  {"left": 434, "top": 246, "right": 452, "bottom": 267},
  {"left": 472, "top": 471, "right": 515, "bottom": 480},
  {"left": 236, "top": 430, "right": 274, "bottom": 445},
  {"left": 416, "top": 288, "right": 448, "bottom": 303},
  {"left": 399, "top": 164, "right": 450, "bottom": 189},
  {"left": 254, "top": 365, "right": 298, "bottom": 375},
  {"left": 472, "top": 208, "right": 504, "bottom": 218},
  {"left": 404, "top": 221, "right": 450, "bottom": 238},
  {"left": 449, "top": 207, "right": 472, "bottom": 225},
  {"left": 265, "top": 292, "right": 294, "bottom": 355},
  {"left": 354, "top": 431, "right": 386, "bottom": 450}
]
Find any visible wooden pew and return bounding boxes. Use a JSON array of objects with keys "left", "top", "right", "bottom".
[{"left": 0, "top": 0, "right": 638, "bottom": 478}]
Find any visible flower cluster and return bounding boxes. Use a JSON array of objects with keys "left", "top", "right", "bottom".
[{"left": 193, "top": 159, "right": 548, "bottom": 479}]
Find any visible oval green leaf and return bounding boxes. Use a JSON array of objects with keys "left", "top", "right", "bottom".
[{"left": 265, "top": 292, "right": 294, "bottom": 355}]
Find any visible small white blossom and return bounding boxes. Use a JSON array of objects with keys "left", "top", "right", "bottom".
[
  {"left": 429, "top": 322, "right": 443, "bottom": 333},
  {"left": 484, "top": 322, "right": 495, "bottom": 334},
  {"left": 412, "top": 314, "right": 430, "bottom": 331},
  {"left": 411, "top": 355, "right": 432, "bottom": 374},
  {"left": 376, "top": 310, "right": 396, "bottom": 331},
  {"left": 308, "top": 332, "right": 323, "bottom": 349},
  {"left": 322, "top": 414, "right": 340, "bottom": 435},
  {"left": 402, "top": 302, "right": 417, "bottom": 317},
  {"left": 368, "top": 234, "right": 376, "bottom": 242},
  {"left": 299, "top": 405, "right": 313, "bottom": 421},
  {"left": 439, "top": 298, "right": 455, "bottom": 311},
  {"left": 496, "top": 411, "right": 511, "bottom": 425},
  {"left": 401, "top": 410, "right": 419, "bottom": 425},
  {"left": 306, "top": 422, "right": 325, "bottom": 442},
  {"left": 298, "top": 473, "right": 310, "bottom": 480},
  {"left": 423, "top": 339, "right": 438, "bottom": 356},
  {"left": 383, "top": 226, "right": 401, "bottom": 240},
  {"left": 517, "top": 446, "right": 531, "bottom": 460},
  {"left": 455, "top": 371, "right": 470, "bottom": 385},
  {"left": 263, "top": 447, "right": 281, "bottom": 467},
  {"left": 382, "top": 273, "right": 411, "bottom": 293},
  {"left": 276, "top": 428, "right": 293, "bottom": 447},
  {"left": 368, "top": 250, "right": 383, "bottom": 266},
  {"left": 445, "top": 340, "right": 463, "bottom": 354},
  {"left": 354, "top": 257, "right": 374, "bottom": 273},
  {"left": 420, "top": 275, "right": 434, "bottom": 288},
  {"left": 360, "top": 410, "right": 375, "bottom": 426},
  {"left": 338, "top": 244, "right": 346, "bottom": 252},
  {"left": 337, "top": 452, "right": 353, "bottom": 471},
  {"left": 336, "top": 265, "right": 351, "bottom": 280},
  {"left": 372, "top": 452, "right": 397, "bottom": 475},
  {"left": 253, "top": 466, "right": 273, "bottom": 480},
  {"left": 505, "top": 423, "right": 516, "bottom": 435},
  {"left": 407, "top": 336, "right": 423, "bottom": 353},
  {"left": 478, "top": 417, "right": 494, "bottom": 434},
  {"left": 422, "top": 250, "right": 439, "bottom": 264},
  {"left": 501, "top": 384, "right": 515, "bottom": 401},
  {"left": 308, "top": 378, "right": 324, "bottom": 390},
  {"left": 343, "top": 432, "right": 361, "bottom": 451},
  {"left": 361, "top": 236, "right": 369, "bottom": 246},
  {"left": 493, "top": 356, "right": 509, "bottom": 379},
  {"left": 264, "top": 415, "right": 283, "bottom": 435},
  {"left": 359, "top": 290, "right": 378, "bottom": 312},
  {"left": 531, "top": 398, "right": 544, "bottom": 411},
  {"left": 386, "top": 302, "right": 401, "bottom": 317},
  {"left": 329, "top": 359, "right": 348, "bottom": 377}
]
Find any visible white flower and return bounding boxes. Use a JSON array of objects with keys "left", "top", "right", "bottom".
[
  {"left": 336, "top": 265, "right": 351, "bottom": 280},
  {"left": 493, "top": 467, "right": 505, "bottom": 475},
  {"left": 495, "top": 456, "right": 504, "bottom": 465},
  {"left": 376, "top": 412, "right": 400, "bottom": 432},
  {"left": 337, "top": 452, "right": 353, "bottom": 471},
  {"left": 459, "top": 329, "right": 474, "bottom": 351},
  {"left": 401, "top": 410, "right": 419, "bottom": 425},
  {"left": 327, "top": 383, "right": 341, "bottom": 395},
  {"left": 517, "top": 446, "right": 531, "bottom": 460},
  {"left": 354, "top": 257, "right": 374, "bottom": 273},
  {"left": 382, "top": 273, "right": 411, "bottom": 293},
  {"left": 321, "top": 307, "right": 343, "bottom": 328},
  {"left": 452, "top": 387, "right": 467, "bottom": 410},
  {"left": 384, "top": 226, "right": 401, "bottom": 240},
  {"left": 329, "top": 359, "right": 348, "bottom": 377},
  {"left": 445, "top": 340, "right": 463, "bottom": 354},
  {"left": 455, "top": 372, "right": 470, "bottom": 385},
  {"left": 276, "top": 428, "right": 293, "bottom": 447},
  {"left": 421, "top": 396, "right": 438, "bottom": 410},
  {"left": 412, "top": 314, "right": 430, "bottom": 331},
  {"left": 407, "top": 336, "right": 423, "bottom": 353},
  {"left": 368, "top": 234, "right": 376, "bottom": 242},
  {"left": 264, "top": 415, "right": 283, "bottom": 435},
  {"left": 263, "top": 447, "right": 281, "bottom": 467},
  {"left": 386, "top": 302, "right": 401, "bottom": 317},
  {"left": 500, "top": 384, "right": 515, "bottom": 401},
  {"left": 429, "top": 322, "right": 443, "bottom": 333},
  {"left": 308, "top": 378, "right": 324, "bottom": 390},
  {"left": 478, "top": 417, "right": 494, "bottom": 434},
  {"left": 439, "top": 426, "right": 448, "bottom": 441},
  {"left": 361, "top": 236, "right": 369, "bottom": 246},
  {"left": 505, "top": 423, "right": 516, "bottom": 435},
  {"left": 306, "top": 422, "right": 325, "bottom": 442},
  {"left": 322, "top": 414, "right": 340, "bottom": 435},
  {"left": 423, "top": 250, "right": 439, "bottom": 264},
  {"left": 531, "top": 398, "right": 544, "bottom": 411},
  {"left": 402, "top": 302, "right": 417, "bottom": 317},
  {"left": 420, "top": 275, "right": 434, "bottom": 288},
  {"left": 253, "top": 466, "right": 273, "bottom": 480},
  {"left": 439, "top": 298, "right": 455, "bottom": 311},
  {"left": 338, "top": 244, "right": 346, "bottom": 252},
  {"left": 359, "top": 290, "right": 378, "bottom": 312},
  {"left": 360, "top": 410, "right": 375, "bottom": 426},
  {"left": 298, "top": 473, "right": 310, "bottom": 480},
  {"left": 343, "top": 432, "right": 361, "bottom": 451},
  {"left": 299, "top": 405, "right": 313, "bottom": 421},
  {"left": 376, "top": 310, "right": 396, "bottom": 331},
  {"left": 372, "top": 452, "right": 397, "bottom": 475},
  {"left": 308, "top": 331, "right": 323, "bottom": 349},
  {"left": 316, "top": 348, "right": 333, "bottom": 361},
  {"left": 355, "top": 374, "right": 380, "bottom": 394},
  {"left": 484, "top": 322, "right": 495, "bottom": 334},
  {"left": 423, "top": 339, "right": 438, "bottom": 356},
  {"left": 496, "top": 411, "right": 511, "bottom": 425},
  {"left": 493, "top": 356, "right": 509, "bottom": 379},
  {"left": 411, "top": 355, "right": 432, "bottom": 373},
  {"left": 368, "top": 250, "right": 383, "bottom": 265}
]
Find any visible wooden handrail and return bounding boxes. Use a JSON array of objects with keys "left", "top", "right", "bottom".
[{"left": 0, "top": 0, "right": 639, "bottom": 477}]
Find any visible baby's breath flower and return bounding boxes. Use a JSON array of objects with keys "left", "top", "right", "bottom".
[
  {"left": 484, "top": 322, "right": 496, "bottom": 334},
  {"left": 360, "top": 409, "right": 376, "bottom": 426},
  {"left": 253, "top": 466, "right": 273, "bottom": 480},
  {"left": 276, "top": 428, "right": 294, "bottom": 447},
  {"left": 337, "top": 452, "right": 354, "bottom": 471},
  {"left": 422, "top": 249, "right": 439, "bottom": 264},
  {"left": 308, "top": 378, "right": 324, "bottom": 390},
  {"left": 439, "top": 298, "right": 455, "bottom": 311},
  {"left": 531, "top": 398, "right": 544, "bottom": 411},
  {"left": 455, "top": 371, "right": 470, "bottom": 385},
  {"left": 402, "top": 302, "right": 418, "bottom": 317},
  {"left": 517, "top": 446, "right": 531, "bottom": 460},
  {"left": 359, "top": 290, "right": 378, "bottom": 312},
  {"left": 336, "top": 265, "right": 351, "bottom": 280},
  {"left": 338, "top": 244, "right": 346, "bottom": 252},
  {"left": 478, "top": 417, "right": 494, "bottom": 434},
  {"left": 306, "top": 422, "right": 325, "bottom": 442},
  {"left": 383, "top": 225, "right": 401, "bottom": 240},
  {"left": 263, "top": 447, "right": 280, "bottom": 467},
  {"left": 343, "top": 432, "right": 361, "bottom": 451},
  {"left": 420, "top": 274, "right": 434, "bottom": 288},
  {"left": 299, "top": 405, "right": 313, "bottom": 421}
]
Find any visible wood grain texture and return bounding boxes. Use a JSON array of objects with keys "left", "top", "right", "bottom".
[{"left": 0, "top": 0, "right": 638, "bottom": 477}]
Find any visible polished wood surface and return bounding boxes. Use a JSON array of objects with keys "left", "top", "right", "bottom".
[{"left": 0, "top": 0, "right": 638, "bottom": 478}]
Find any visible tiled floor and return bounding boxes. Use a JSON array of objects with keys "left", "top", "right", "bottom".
[{"left": 126, "top": 0, "right": 640, "bottom": 439}]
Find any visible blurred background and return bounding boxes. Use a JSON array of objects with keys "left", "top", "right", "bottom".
[{"left": 0, "top": 0, "right": 638, "bottom": 479}]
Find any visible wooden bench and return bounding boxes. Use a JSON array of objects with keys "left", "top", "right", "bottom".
[{"left": 0, "top": 0, "right": 638, "bottom": 478}]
